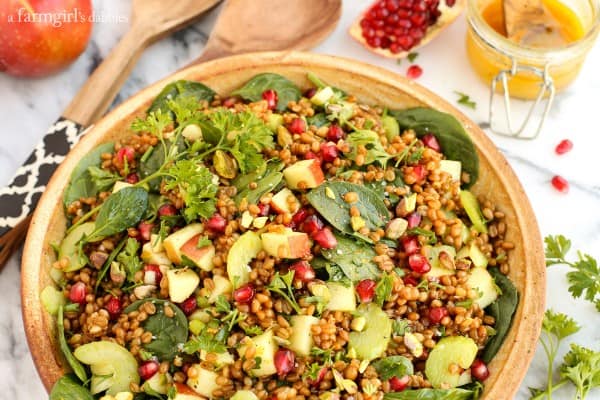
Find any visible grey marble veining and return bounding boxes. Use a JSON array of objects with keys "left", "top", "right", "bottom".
[{"left": 1, "top": 0, "right": 600, "bottom": 399}]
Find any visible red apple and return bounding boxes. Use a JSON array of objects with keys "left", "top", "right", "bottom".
[{"left": 0, "top": 0, "right": 93, "bottom": 77}]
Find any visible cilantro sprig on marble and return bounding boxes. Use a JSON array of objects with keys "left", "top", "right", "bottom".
[{"left": 545, "top": 235, "right": 600, "bottom": 311}]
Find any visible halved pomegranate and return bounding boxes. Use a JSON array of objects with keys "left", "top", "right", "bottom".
[{"left": 349, "top": 0, "right": 465, "bottom": 59}]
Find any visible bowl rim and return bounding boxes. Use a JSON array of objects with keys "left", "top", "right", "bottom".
[{"left": 21, "top": 50, "right": 545, "bottom": 398}]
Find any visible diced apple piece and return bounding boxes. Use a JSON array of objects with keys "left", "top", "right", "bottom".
[
  {"left": 425, "top": 336, "right": 478, "bottom": 388},
  {"left": 466, "top": 267, "right": 498, "bottom": 309},
  {"left": 208, "top": 275, "right": 233, "bottom": 303},
  {"left": 167, "top": 268, "right": 200, "bottom": 303},
  {"left": 112, "top": 181, "right": 134, "bottom": 193},
  {"left": 173, "top": 382, "right": 205, "bottom": 400},
  {"left": 163, "top": 223, "right": 205, "bottom": 264},
  {"left": 227, "top": 231, "right": 263, "bottom": 288},
  {"left": 310, "top": 86, "right": 335, "bottom": 106},
  {"left": 200, "top": 350, "right": 234, "bottom": 366},
  {"left": 237, "top": 330, "right": 279, "bottom": 377},
  {"left": 271, "top": 188, "right": 300, "bottom": 215},
  {"left": 439, "top": 160, "right": 461, "bottom": 181},
  {"left": 41, "top": 285, "right": 65, "bottom": 316},
  {"left": 469, "top": 243, "right": 488, "bottom": 269},
  {"left": 59, "top": 222, "right": 95, "bottom": 272},
  {"left": 261, "top": 229, "right": 311, "bottom": 259},
  {"left": 231, "top": 390, "right": 259, "bottom": 400},
  {"left": 143, "top": 372, "right": 172, "bottom": 395},
  {"left": 289, "top": 315, "right": 319, "bottom": 356},
  {"left": 283, "top": 159, "right": 325, "bottom": 189},
  {"left": 141, "top": 242, "right": 172, "bottom": 266},
  {"left": 180, "top": 235, "right": 215, "bottom": 271},
  {"left": 186, "top": 365, "right": 220, "bottom": 398},
  {"left": 74, "top": 341, "right": 139, "bottom": 396},
  {"left": 326, "top": 282, "right": 356, "bottom": 312}
]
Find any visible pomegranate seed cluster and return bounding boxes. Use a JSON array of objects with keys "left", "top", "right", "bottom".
[
  {"left": 50, "top": 75, "right": 515, "bottom": 399},
  {"left": 359, "top": 0, "right": 456, "bottom": 53}
]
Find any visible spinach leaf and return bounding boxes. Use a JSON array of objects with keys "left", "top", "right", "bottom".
[
  {"left": 63, "top": 142, "right": 114, "bottom": 207},
  {"left": 125, "top": 299, "right": 188, "bottom": 362},
  {"left": 372, "top": 355, "right": 414, "bottom": 380},
  {"left": 86, "top": 187, "right": 149, "bottom": 242},
  {"left": 139, "top": 136, "right": 186, "bottom": 192},
  {"left": 233, "top": 73, "right": 301, "bottom": 111},
  {"left": 481, "top": 268, "right": 519, "bottom": 363},
  {"left": 307, "top": 182, "right": 390, "bottom": 240},
  {"left": 57, "top": 306, "right": 87, "bottom": 382},
  {"left": 307, "top": 113, "right": 330, "bottom": 128},
  {"left": 50, "top": 374, "right": 93, "bottom": 400},
  {"left": 383, "top": 388, "right": 477, "bottom": 400},
  {"left": 320, "top": 234, "right": 381, "bottom": 282},
  {"left": 95, "top": 237, "right": 127, "bottom": 292},
  {"left": 233, "top": 161, "right": 284, "bottom": 205},
  {"left": 389, "top": 108, "right": 479, "bottom": 187},
  {"left": 148, "top": 80, "right": 215, "bottom": 114}
]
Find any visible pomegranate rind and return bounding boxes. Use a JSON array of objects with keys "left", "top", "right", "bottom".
[{"left": 349, "top": 0, "right": 466, "bottom": 59}]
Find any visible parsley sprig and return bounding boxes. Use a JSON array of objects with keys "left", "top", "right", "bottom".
[
  {"left": 545, "top": 235, "right": 600, "bottom": 311},
  {"left": 266, "top": 271, "right": 301, "bottom": 313}
]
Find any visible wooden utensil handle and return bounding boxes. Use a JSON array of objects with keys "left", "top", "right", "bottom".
[{"left": 62, "top": 27, "right": 150, "bottom": 126}]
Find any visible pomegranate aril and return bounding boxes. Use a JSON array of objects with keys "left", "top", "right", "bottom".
[
  {"left": 313, "top": 227, "right": 338, "bottom": 249},
  {"left": 126, "top": 172, "right": 139, "bottom": 184},
  {"left": 555, "top": 139, "right": 573, "bottom": 155},
  {"left": 138, "top": 222, "right": 154, "bottom": 241},
  {"left": 105, "top": 296, "right": 122, "bottom": 319},
  {"left": 408, "top": 253, "right": 431, "bottom": 273},
  {"left": 258, "top": 203, "right": 271, "bottom": 217},
  {"left": 233, "top": 284, "right": 255, "bottom": 304},
  {"left": 320, "top": 142, "right": 339, "bottom": 162},
  {"left": 304, "top": 88, "right": 318, "bottom": 99},
  {"left": 551, "top": 175, "right": 569, "bottom": 193},
  {"left": 144, "top": 264, "right": 163, "bottom": 286},
  {"left": 158, "top": 203, "right": 177, "bottom": 217},
  {"left": 206, "top": 214, "right": 227, "bottom": 233},
  {"left": 389, "top": 375, "right": 410, "bottom": 391},
  {"left": 304, "top": 151, "right": 322, "bottom": 164},
  {"left": 222, "top": 96, "right": 238, "bottom": 108},
  {"left": 117, "top": 146, "right": 135, "bottom": 164},
  {"left": 412, "top": 164, "right": 426, "bottom": 181},
  {"left": 401, "top": 236, "right": 420, "bottom": 255},
  {"left": 356, "top": 279, "right": 377, "bottom": 303},
  {"left": 422, "top": 134, "right": 441, "bottom": 152},
  {"left": 428, "top": 306, "right": 448, "bottom": 324},
  {"left": 406, "top": 212, "right": 422, "bottom": 229},
  {"left": 292, "top": 208, "right": 310, "bottom": 226},
  {"left": 446, "top": 0, "right": 456, "bottom": 6},
  {"left": 139, "top": 360, "right": 159, "bottom": 381},
  {"left": 274, "top": 349, "right": 295, "bottom": 377},
  {"left": 289, "top": 261, "right": 316, "bottom": 283},
  {"left": 308, "top": 366, "right": 328, "bottom": 387},
  {"left": 403, "top": 276, "right": 419, "bottom": 286},
  {"left": 407, "top": 65, "right": 423, "bottom": 79},
  {"left": 301, "top": 215, "right": 324, "bottom": 236},
  {"left": 327, "top": 124, "right": 345, "bottom": 141},
  {"left": 180, "top": 296, "right": 198, "bottom": 316},
  {"left": 69, "top": 282, "right": 87, "bottom": 304},
  {"left": 471, "top": 359, "right": 490, "bottom": 381},
  {"left": 288, "top": 118, "right": 306, "bottom": 134},
  {"left": 262, "top": 89, "right": 278, "bottom": 110}
]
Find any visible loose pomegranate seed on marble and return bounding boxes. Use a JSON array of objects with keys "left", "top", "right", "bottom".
[
  {"left": 555, "top": 139, "right": 573, "bottom": 155},
  {"left": 471, "top": 359, "right": 490, "bottom": 381},
  {"left": 407, "top": 64, "right": 423, "bottom": 79},
  {"left": 233, "top": 284, "right": 255, "bottom": 304},
  {"left": 289, "top": 261, "right": 316, "bottom": 283},
  {"left": 139, "top": 360, "right": 159, "bottom": 381},
  {"left": 356, "top": 279, "right": 377, "bottom": 302},
  {"left": 274, "top": 349, "right": 295, "bottom": 377},
  {"left": 551, "top": 175, "right": 569, "bottom": 193},
  {"left": 262, "top": 89, "right": 278, "bottom": 110}
]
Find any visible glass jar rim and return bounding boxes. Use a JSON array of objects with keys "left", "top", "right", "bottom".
[{"left": 467, "top": 0, "right": 600, "bottom": 64}]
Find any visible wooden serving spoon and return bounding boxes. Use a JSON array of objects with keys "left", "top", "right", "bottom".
[{"left": 0, "top": 0, "right": 342, "bottom": 269}]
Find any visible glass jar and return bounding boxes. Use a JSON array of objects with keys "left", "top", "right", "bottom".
[{"left": 466, "top": 0, "right": 600, "bottom": 139}]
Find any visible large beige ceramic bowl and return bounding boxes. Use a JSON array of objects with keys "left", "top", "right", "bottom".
[{"left": 22, "top": 51, "right": 545, "bottom": 398}]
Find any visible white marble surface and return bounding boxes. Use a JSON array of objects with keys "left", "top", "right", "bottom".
[{"left": 1, "top": 1, "right": 600, "bottom": 399}]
